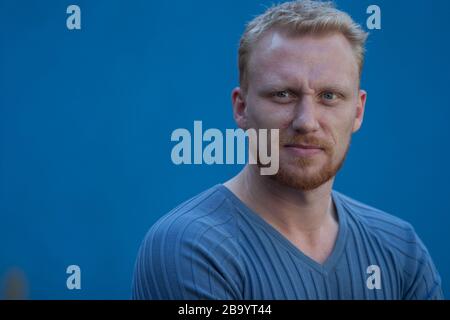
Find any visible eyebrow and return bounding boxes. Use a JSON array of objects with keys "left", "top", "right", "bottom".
[
  {"left": 258, "top": 83, "right": 353, "bottom": 95},
  {"left": 315, "top": 84, "right": 352, "bottom": 94}
]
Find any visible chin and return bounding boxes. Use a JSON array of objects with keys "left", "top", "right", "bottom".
[{"left": 270, "top": 161, "right": 338, "bottom": 191}]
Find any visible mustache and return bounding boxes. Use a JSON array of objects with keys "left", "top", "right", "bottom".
[{"left": 281, "top": 135, "right": 333, "bottom": 151}]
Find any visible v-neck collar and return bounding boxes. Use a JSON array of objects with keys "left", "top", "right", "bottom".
[{"left": 216, "top": 184, "right": 348, "bottom": 275}]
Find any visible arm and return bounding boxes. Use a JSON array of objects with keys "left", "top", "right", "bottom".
[
  {"left": 132, "top": 221, "right": 244, "bottom": 300},
  {"left": 402, "top": 230, "right": 444, "bottom": 300}
]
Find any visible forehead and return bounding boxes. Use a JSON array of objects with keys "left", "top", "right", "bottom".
[{"left": 247, "top": 30, "right": 359, "bottom": 89}]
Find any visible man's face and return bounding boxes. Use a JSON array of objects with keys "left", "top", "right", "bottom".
[{"left": 233, "top": 30, "right": 367, "bottom": 190}]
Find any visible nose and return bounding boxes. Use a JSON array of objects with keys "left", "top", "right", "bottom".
[{"left": 291, "top": 95, "right": 320, "bottom": 134}]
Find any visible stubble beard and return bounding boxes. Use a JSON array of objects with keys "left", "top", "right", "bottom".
[{"left": 268, "top": 135, "right": 351, "bottom": 191}]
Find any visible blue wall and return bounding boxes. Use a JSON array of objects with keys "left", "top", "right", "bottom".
[{"left": 1, "top": 0, "right": 449, "bottom": 299}]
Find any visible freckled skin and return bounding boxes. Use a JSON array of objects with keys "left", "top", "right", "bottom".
[{"left": 232, "top": 30, "right": 367, "bottom": 189}]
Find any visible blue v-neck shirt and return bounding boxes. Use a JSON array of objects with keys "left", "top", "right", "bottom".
[{"left": 132, "top": 184, "right": 443, "bottom": 300}]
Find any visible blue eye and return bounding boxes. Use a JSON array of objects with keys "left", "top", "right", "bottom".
[
  {"left": 274, "top": 91, "right": 291, "bottom": 98},
  {"left": 321, "top": 92, "right": 337, "bottom": 100},
  {"left": 271, "top": 90, "right": 297, "bottom": 104}
]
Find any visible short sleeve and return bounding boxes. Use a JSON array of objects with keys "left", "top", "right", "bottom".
[
  {"left": 132, "top": 218, "right": 244, "bottom": 300},
  {"left": 402, "top": 230, "right": 444, "bottom": 300}
]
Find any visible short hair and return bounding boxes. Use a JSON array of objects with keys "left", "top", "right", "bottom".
[{"left": 238, "top": 0, "right": 368, "bottom": 91}]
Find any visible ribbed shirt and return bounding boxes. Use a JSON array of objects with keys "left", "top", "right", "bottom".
[{"left": 132, "top": 184, "right": 443, "bottom": 300}]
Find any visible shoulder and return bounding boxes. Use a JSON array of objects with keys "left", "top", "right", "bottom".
[
  {"left": 333, "top": 191, "right": 443, "bottom": 299},
  {"left": 333, "top": 190, "right": 428, "bottom": 268},
  {"left": 133, "top": 184, "right": 244, "bottom": 299},
  {"left": 145, "top": 184, "right": 239, "bottom": 247},
  {"left": 333, "top": 190, "right": 416, "bottom": 239}
]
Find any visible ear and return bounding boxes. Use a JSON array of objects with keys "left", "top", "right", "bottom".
[
  {"left": 231, "top": 87, "right": 249, "bottom": 129},
  {"left": 352, "top": 89, "right": 367, "bottom": 133}
]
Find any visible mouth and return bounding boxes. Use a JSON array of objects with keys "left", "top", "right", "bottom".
[{"left": 284, "top": 143, "right": 324, "bottom": 157}]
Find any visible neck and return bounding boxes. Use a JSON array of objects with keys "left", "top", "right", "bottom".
[{"left": 224, "top": 165, "right": 337, "bottom": 233}]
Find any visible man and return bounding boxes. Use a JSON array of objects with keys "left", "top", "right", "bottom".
[{"left": 133, "top": 0, "right": 443, "bottom": 299}]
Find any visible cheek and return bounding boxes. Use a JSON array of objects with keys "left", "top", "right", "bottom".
[
  {"left": 247, "top": 97, "right": 293, "bottom": 129},
  {"left": 320, "top": 110, "right": 355, "bottom": 148}
]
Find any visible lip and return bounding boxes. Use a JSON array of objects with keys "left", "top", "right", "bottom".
[{"left": 284, "top": 144, "right": 324, "bottom": 156}]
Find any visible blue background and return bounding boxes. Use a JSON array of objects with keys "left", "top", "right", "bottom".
[{"left": 1, "top": 0, "right": 449, "bottom": 299}]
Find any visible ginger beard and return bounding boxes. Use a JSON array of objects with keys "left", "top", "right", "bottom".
[{"left": 257, "top": 131, "right": 351, "bottom": 191}]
